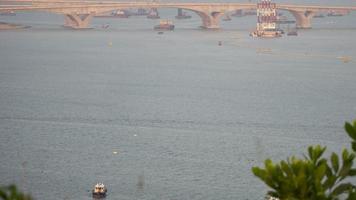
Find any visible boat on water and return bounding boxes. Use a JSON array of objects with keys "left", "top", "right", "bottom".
[
  {"left": 92, "top": 183, "right": 107, "bottom": 198},
  {"left": 250, "top": 0, "right": 282, "bottom": 38},
  {"left": 327, "top": 10, "right": 349, "bottom": 17},
  {"left": 175, "top": 9, "right": 191, "bottom": 19},
  {"left": 131, "top": 8, "right": 149, "bottom": 16},
  {"left": 154, "top": 20, "right": 174, "bottom": 31},
  {"left": 287, "top": 30, "right": 298, "bottom": 36},
  {"left": 314, "top": 13, "right": 325, "bottom": 18},
  {"left": 222, "top": 15, "right": 232, "bottom": 21},
  {"left": 231, "top": 10, "right": 243, "bottom": 17},
  {"left": 147, "top": 8, "right": 160, "bottom": 19},
  {"left": 112, "top": 10, "right": 130, "bottom": 18},
  {"left": 0, "top": 11, "right": 16, "bottom": 16},
  {"left": 250, "top": 29, "right": 282, "bottom": 38}
]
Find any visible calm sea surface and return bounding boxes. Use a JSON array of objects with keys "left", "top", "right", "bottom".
[{"left": 1, "top": 3, "right": 356, "bottom": 200}]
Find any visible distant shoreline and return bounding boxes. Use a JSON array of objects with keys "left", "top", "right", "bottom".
[{"left": 0, "top": 22, "right": 30, "bottom": 30}]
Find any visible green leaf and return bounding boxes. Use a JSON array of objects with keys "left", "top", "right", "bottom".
[
  {"left": 322, "top": 175, "right": 337, "bottom": 189},
  {"left": 345, "top": 122, "right": 356, "bottom": 140},
  {"left": 352, "top": 142, "right": 356, "bottom": 152},
  {"left": 331, "top": 153, "right": 339, "bottom": 173},
  {"left": 315, "top": 164, "right": 327, "bottom": 180},
  {"left": 348, "top": 169, "right": 356, "bottom": 176},
  {"left": 331, "top": 183, "right": 353, "bottom": 196}
]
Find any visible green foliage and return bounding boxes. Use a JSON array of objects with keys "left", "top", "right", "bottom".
[
  {"left": 0, "top": 185, "right": 32, "bottom": 200},
  {"left": 345, "top": 120, "right": 356, "bottom": 152},
  {"left": 252, "top": 120, "right": 356, "bottom": 200}
]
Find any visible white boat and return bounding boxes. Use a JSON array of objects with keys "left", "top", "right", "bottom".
[{"left": 92, "top": 183, "right": 107, "bottom": 198}]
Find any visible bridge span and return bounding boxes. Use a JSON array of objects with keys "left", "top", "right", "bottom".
[{"left": 1, "top": 0, "right": 356, "bottom": 29}]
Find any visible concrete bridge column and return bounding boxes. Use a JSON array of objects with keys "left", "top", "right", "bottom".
[
  {"left": 196, "top": 11, "right": 224, "bottom": 29},
  {"left": 64, "top": 13, "right": 94, "bottom": 29},
  {"left": 289, "top": 10, "right": 316, "bottom": 29}
]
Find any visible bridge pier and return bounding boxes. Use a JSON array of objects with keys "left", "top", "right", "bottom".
[
  {"left": 288, "top": 10, "right": 316, "bottom": 29},
  {"left": 196, "top": 11, "right": 224, "bottom": 29},
  {"left": 64, "top": 13, "right": 94, "bottom": 29}
]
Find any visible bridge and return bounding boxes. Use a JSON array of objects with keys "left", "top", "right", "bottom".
[{"left": 1, "top": 0, "right": 356, "bottom": 29}]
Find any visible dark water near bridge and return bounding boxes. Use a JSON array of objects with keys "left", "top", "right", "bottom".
[{"left": 1, "top": 3, "right": 356, "bottom": 200}]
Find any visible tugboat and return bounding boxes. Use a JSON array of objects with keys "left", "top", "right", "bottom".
[
  {"left": 92, "top": 183, "right": 107, "bottom": 198},
  {"left": 147, "top": 8, "right": 160, "bottom": 19},
  {"left": 154, "top": 20, "right": 174, "bottom": 31}
]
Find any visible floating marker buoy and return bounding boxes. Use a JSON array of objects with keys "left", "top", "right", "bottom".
[{"left": 113, "top": 151, "right": 118, "bottom": 154}]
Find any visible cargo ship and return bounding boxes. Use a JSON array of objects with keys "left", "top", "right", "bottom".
[
  {"left": 154, "top": 20, "right": 174, "bottom": 31},
  {"left": 250, "top": 0, "right": 282, "bottom": 38}
]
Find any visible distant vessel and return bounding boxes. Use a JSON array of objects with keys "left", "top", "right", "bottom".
[
  {"left": 222, "top": 14, "right": 232, "bottom": 21},
  {"left": 276, "top": 16, "right": 295, "bottom": 24},
  {"left": 147, "top": 8, "right": 160, "bottom": 19},
  {"left": 0, "top": 11, "right": 16, "bottom": 16},
  {"left": 313, "top": 13, "right": 325, "bottom": 18},
  {"left": 250, "top": 0, "right": 282, "bottom": 38},
  {"left": 112, "top": 10, "right": 130, "bottom": 18},
  {"left": 244, "top": 9, "right": 257, "bottom": 16},
  {"left": 92, "top": 183, "right": 107, "bottom": 198},
  {"left": 231, "top": 10, "right": 243, "bottom": 17},
  {"left": 132, "top": 8, "right": 149, "bottom": 16},
  {"left": 175, "top": 8, "right": 191, "bottom": 19},
  {"left": 154, "top": 20, "right": 174, "bottom": 31},
  {"left": 287, "top": 30, "right": 298, "bottom": 36},
  {"left": 95, "top": 10, "right": 130, "bottom": 18},
  {"left": 327, "top": 10, "right": 349, "bottom": 17}
]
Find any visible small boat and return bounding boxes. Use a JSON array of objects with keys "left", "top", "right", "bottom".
[
  {"left": 286, "top": 24, "right": 298, "bottom": 36},
  {"left": 133, "top": 8, "right": 149, "bottom": 16},
  {"left": 92, "top": 183, "right": 107, "bottom": 198},
  {"left": 175, "top": 8, "right": 191, "bottom": 19},
  {"left": 287, "top": 31, "right": 298, "bottom": 36},
  {"left": 327, "top": 10, "right": 349, "bottom": 17},
  {"left": 0, "top": 11, "right": 16, "bottom": 16},
  {"left": 313, "top": 13, "right": 325, "bottom": 18},
  {"left": 222, "top": 15, "right": 232, "bottom": 21},
  {"left": 112, "top": 10, "right": 130, "bottom": 18},
  {"left": 147, "top": 8, "right": 160, "bottom": 19},
  {"left": 243, "top": 9, "right": 257, "bottom": 16},
  {"left": 154, "top": 20, "right": 174, "bottom": 31},
  {"left": 231, "top": 10, "right": 243, "bottom": 17}
]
